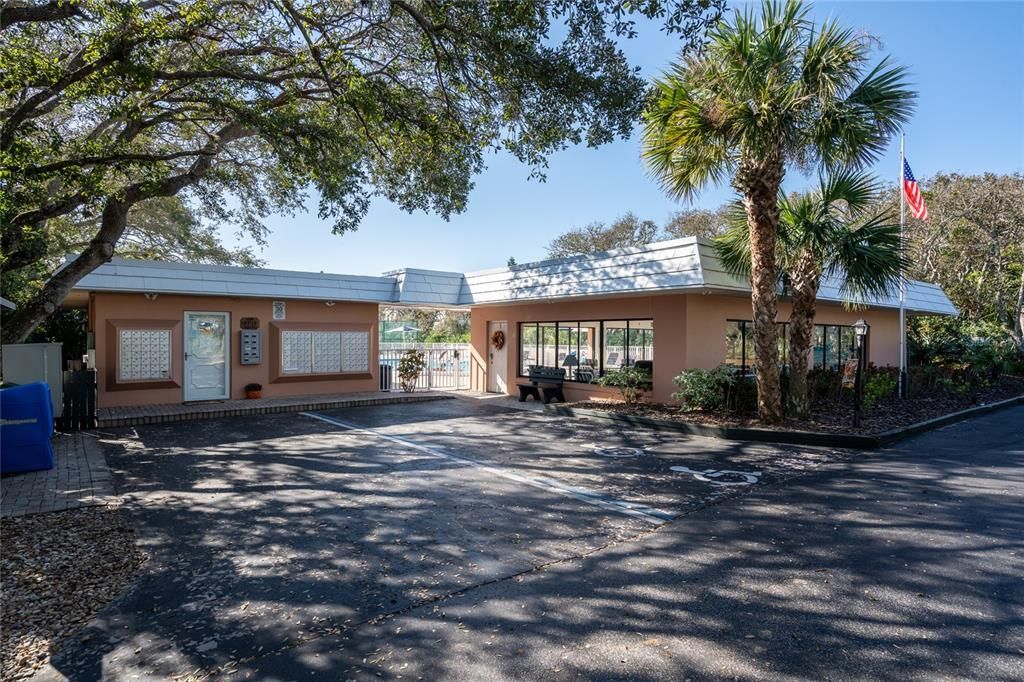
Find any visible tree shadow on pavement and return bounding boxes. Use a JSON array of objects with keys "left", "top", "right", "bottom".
[{"left": 46, "top": 404, "right": 1024, "bottom": 681}]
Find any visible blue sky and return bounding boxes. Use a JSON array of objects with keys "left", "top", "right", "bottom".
[{"left": 228, "top": 1, "right": 1024, "bottom": 275}]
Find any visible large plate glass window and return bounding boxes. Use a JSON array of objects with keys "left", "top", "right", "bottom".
[
  {"left": 517, "top": 319, "right": 654, "bottom": 385},
  {"left": 725, "top": 320, "right": 789, "bottom": 374},
  {"left": 731, "top": 319, "right": 857, "bottom": 373},
  {"left": 603, "top": 321, "right": 628, "bottom": 370},
  {"left": 520, "top": 324, "right": 539, "bottom": 375}
]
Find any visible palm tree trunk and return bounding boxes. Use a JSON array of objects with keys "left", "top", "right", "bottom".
[
  {"left": 1013, "top": 266, "right": 1024, "bottom": 354},
  {"left": 737, "top": 156, "right": 784, "bottom": 424},
  {"left": 786, "top": 252, "right": 821, "bottom": 420}
]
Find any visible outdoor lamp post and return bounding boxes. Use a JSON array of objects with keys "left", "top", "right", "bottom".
[{"left": 852, "top": 319, "right": 870, "bottom": 428}]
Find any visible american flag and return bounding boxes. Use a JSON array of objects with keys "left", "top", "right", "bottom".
[{"left": 902, "top": 159, "right": 928, "bottom": 221}]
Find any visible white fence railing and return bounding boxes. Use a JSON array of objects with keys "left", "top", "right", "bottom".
[
  {"left": 379, "top": 343, "right": 471, "bottom": 391},
  {"left": 521, "top": 345, "right": 654, "bottom": 370}
]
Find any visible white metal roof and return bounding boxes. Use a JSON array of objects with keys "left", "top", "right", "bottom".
[
  {"left": 458, "top": 237, "right": 957, "bottom": 315},
  {"left": 68, "top": 237, "right": 957, "bottom": 315},
  {"left": 72, "top": 258, "right": 398, "bottom": 304}
]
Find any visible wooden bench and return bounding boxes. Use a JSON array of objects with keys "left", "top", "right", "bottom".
[{"left": 517, "top": 366, "right": 566, "bottom": 404}]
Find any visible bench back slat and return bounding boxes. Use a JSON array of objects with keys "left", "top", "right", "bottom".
[{"left": 526, "top": 365, "right": 565, "bottom": 384}]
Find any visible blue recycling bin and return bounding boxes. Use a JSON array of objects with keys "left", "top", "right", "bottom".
[{"left": 1, "top": 382, "right": 56, "bottom": 475}]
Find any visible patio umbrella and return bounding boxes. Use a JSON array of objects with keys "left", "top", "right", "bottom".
[{"left": 386, "top": 325, "right": 420, "bottom": 342}]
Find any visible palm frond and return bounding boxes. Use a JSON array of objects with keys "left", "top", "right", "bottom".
[
  {"left": 814, "top": 57, "right": 916, "bottom": 169},
  {"left": 800, "top": 18, "right": 871, "bottom": 101},
  {"left": 826, "top": 212, "right": 908, "bottom": 303},
  {"left": 819, "top": 168, "right": 880, "bottom": 215},
  {"left": 711, "top": 218, "right": 754, "bottom": 279},
  {"left": 642, "top": 72, "right": 734, "bottom": 199}
]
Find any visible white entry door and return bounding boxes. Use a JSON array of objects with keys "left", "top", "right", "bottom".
[
  {"left": 487, "top": 321, "right": 508, "bottom": 393},
  {"left": 184, "top": 312, "right": 230, "bottom": 401}
]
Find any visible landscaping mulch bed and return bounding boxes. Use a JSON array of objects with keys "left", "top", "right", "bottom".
[
  {"left": 570, "top": 376, "right": 1024, "bottom": 436},
  {"left": 1, "top": 506, "right": 147, "bottom": 681}
]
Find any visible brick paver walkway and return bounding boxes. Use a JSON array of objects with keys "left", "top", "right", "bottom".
[
  {"left": 97, "top": 391, "right": 452, "bottom": 428},
  {"left": 1, "top": 433, "right": 114, "bottom": 518}
]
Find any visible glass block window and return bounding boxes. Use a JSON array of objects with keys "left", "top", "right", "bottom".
[
  {"left": 312, "top": 331, "right": 342, "bottom": 373},
  {"left": 281, "top": 330, "right": 370, "bottom": 374},
  {"left": 340, "top": 331, "right": 370, "bottom": 372},
  {"left": 281, "top": 331, "right": 313, "bottom": 374},
  {"left": 118, "top": 329, "right": 171, "bottom": 381}
]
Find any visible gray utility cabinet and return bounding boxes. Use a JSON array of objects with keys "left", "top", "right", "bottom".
[
  {"left": 239, "top": 331, "right": 262, "bottom": 365},
  {"left": 1, "top": 342, "right": 64, "bottom": 417}
]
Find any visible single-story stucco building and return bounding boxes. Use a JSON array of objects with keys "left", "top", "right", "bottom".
[{"left": 61, "top": 236, "right": 956, "bottom": 409}]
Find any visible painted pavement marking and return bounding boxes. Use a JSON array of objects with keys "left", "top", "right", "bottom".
[
  {"left": 669, "top": 466, "right": 763, "bottom": 487},
  {"left": 300, "top": 411, "right": 674, "bottom": 525},
  {"left": 584, "top": 443, "right": 648, "bottom": 458}
]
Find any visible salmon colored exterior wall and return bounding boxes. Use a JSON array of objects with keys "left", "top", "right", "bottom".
[
  {"left": 90, "top": 293, "right": 379, "bottom": 408},
  {"left": 470, "top": 292, "right": 900, "bottom": 404}
]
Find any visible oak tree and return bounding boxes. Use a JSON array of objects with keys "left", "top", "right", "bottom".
[{"left": 0, "top": 0, "right": 724, "bottom": 342}]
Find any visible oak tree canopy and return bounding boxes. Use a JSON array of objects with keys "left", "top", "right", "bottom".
[{"left": 0, "top": 0, "right": 724, "bottom": 341}]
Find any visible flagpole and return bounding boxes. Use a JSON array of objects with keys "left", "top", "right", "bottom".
[{"left": 898, "top": 132, "right": 907, "bottom": 399}]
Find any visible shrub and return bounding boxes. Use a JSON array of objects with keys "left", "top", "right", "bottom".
[
  {"left": 862, "top": 373, "right": 897, "bottom": 411},
  {"left": 808, "top": 368, "right": 844, "bottom": 402},
  {"left": 597, "top": 365, "right": 652, "bottom": 404},
  {"left": 397, "top": 349, "right": 426, "bottom": 393},
  {"left": 910, "top": 316, "right": 1021, "bottom": 380},
  {"left": 244, "top": 382, "right": 262, "bottom": 392},
  {"left": 727, "top": 373, "right": 759, "bottom": 414},
  {"left": 937, "top": 375, "right": 970, "bottom": 398},
  {"left": 671, "top": 365, "right": 735, "bottom": 412}
]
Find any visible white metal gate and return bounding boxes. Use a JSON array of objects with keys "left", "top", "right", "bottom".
[{"left": 379, "top": 343, "right": 470, "bottom": 391}]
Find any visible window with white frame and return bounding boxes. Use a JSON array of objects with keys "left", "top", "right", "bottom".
[
  {"left": 281, "top": 330, "right": 370, "bottom": 374},
  {"left": 118, "top": 329, "right": 172, "bottom": 381}
]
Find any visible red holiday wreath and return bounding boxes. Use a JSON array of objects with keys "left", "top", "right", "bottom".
[{"left": 491, "top": 330, "right": 506, "bottom": 350}]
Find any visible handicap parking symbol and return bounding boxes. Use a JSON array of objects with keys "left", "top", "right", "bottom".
[
  {"left": 669, "top": 466, "right": 762, "bottom": 486},
  {"left": 584, "top": 443, "right": 648, "bottom": 458}
]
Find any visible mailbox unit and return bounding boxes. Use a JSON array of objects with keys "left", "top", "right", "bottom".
[{"left": 239, "top": 330, "right": 262, "bottom": 365}]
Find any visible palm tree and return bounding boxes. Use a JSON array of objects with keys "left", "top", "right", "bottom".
[
  {"left": 715, "top": 169, "right": 908, "bottom": 418},
  {"left": 642, "top": 0, "right": 914, "bottom": 423}
]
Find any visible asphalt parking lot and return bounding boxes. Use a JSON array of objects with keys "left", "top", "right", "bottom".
[{"left": 41, "top": 398, "right": 1023, "bottom": 680}]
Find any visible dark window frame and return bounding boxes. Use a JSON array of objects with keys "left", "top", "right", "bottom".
[
  {"left": 517, "top": 318, "right": 654, "bottom": 384},
  {"left": 727, "top": 319, "right": 862, "bottom": 373}
]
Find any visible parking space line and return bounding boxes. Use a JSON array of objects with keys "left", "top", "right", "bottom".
[{"left": 300, "top": 411, "right": 674, "bottom": 525}]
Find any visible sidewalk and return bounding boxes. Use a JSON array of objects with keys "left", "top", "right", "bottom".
[
  {"left": 97, "top": 390, "right": 452, "bottom": 428},
  {"left": 1, "top": 433, "right": 114, "bottom": 518}
]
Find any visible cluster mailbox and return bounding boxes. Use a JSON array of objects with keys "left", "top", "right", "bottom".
[{"left": 240, "top": 330, "right": 262, "bottom": 365}]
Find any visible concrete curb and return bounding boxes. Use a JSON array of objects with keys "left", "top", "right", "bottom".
[
  {"left": 544, "top": 393, "right": 1024, "bottom": 449},
  {"left": 97, "top": 393, "right": 454, "bottom": 428}
]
